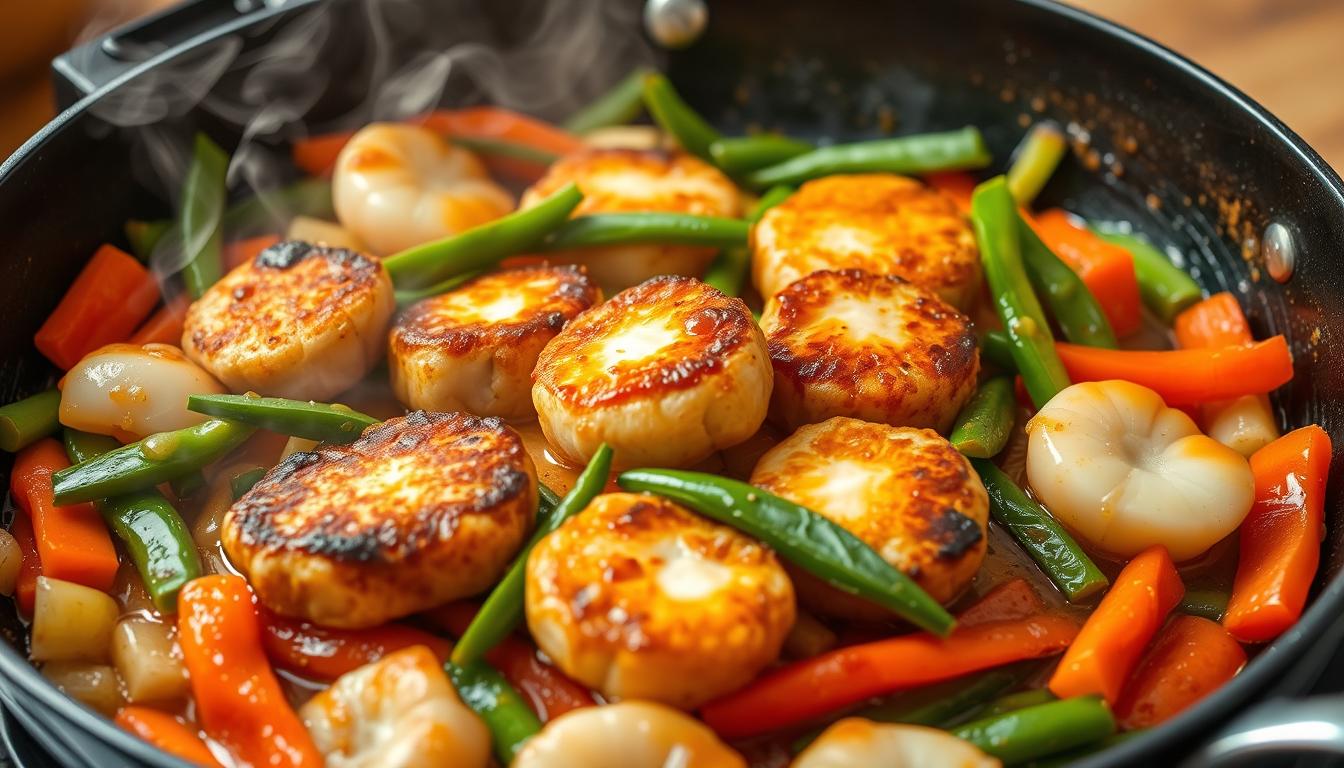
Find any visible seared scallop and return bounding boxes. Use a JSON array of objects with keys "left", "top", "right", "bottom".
[
  {"left": 750, "top": 417, "right": 988, "bottom": 617},
  {"left": 519, "top": 148, "right": 742, "bottom": 293},
  {"left": 751, "top": 173, "right": 980, "bottom": 307},
  {"left": 531, "top": 275, "right": 771, "bottom": 470},
  {"left": 223, "top": 411, "right": 535, "bottom": 628},
  {"left": 761, "top": 269, "right": 978, "bottom": 433},
  {"left": 182, "top": 240, "right": 395, "bottom": 402},
  {"left": 525, "top": 492, "right": 795, "bottom": 709},
  {"left": 389, "top": 265, "right": 599, "bottom": 419}
]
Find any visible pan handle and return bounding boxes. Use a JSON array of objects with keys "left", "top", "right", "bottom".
[{"left": 1181, "top": 694, "right": 1344, "bottom": 766}]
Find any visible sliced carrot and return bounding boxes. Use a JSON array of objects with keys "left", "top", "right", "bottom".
[
  {"left": 1028, "top": 209, "right": 1142, "bottom": 336},
  {"left": 1174, "top": 292, "right": 1251, "bottom": 348},
  {"left": 1048, "top": 545, "right": 1184, "bottom": 704},
  {"left": 128, "top": 294, "right": 190, "bottom": 347},
  {"left": 223, "top": 234, "right": 282, "bottom": 271},
  {"left": 10, "top": 439, "right": 117, "bottom": 592},
  {"left": 1053, "top": 336, "right": 1293, "bottom": 406},
  {"left": 957, "top": 578, "right": 1046, "bottom": 626},
  {"left": 34, "top": 244, "right": 161, "bottom": 370},
  {"left": 925, "top": 171, "right": 977, "bottom": 212},
  {"left": 698, "top": 613, "right": 1079, "bottom": 739},
  {"left": 10, "top": 511, "right": 40, "bottom": 617},
  {"left": 1223, "top": 425, "right": 1332, "bottom": 642},
  {"left": 258, "top": 605, "right": 452, "bottom": 682},
  {"left": 116, "top": 706, "right": 221, "bottom": 767},
  {"left": 292, "top": 131, "right": 355, "bottom": 176},
  {"left": 421, "top": 107, "right": 583, "bottom": 156},
  {"left": 1114, "top": 615, "right": 1246, "bottom": 729}
]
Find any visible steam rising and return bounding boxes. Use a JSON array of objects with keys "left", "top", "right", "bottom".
[{"left": 82, "top": 0, "right": 654, "bottom": 280}]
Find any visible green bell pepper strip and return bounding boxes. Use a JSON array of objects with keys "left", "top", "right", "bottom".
[
  {"left": 52, "top": 419, "right": 257, "bottom": 505},
  {"left": 451, "top": 136, "right": 559, "bottom": 167},
  {"left": 222, "top": 177, "right": 334, "bottom": 238},
  {"left": 125, "top": 219, "right": 172, "bottom": 262},
  {"left": 617, "top": 469, "right": 955, "bottom": 636},
  {"left": 564, "top": 67, "right": 652, "bottom": 134},
  {"left": 1092, "top": 228, "right": 1203, "bottom": 323},
  {"left": 1019, "top": 215, "right": 1117, "bottom": 348},
  {"left": 642, "top": 72, "right": 721, "bottom": 162},
  {"left": 187, "top": 394, "right": 379, "bottom": 444},
  {"left": 0, "top": 389, "right": 61, "bottom": 453},
  {"left": 1178, "top": 588, "right": 1229, "bottom": 622},
  {"left": 952, "top": 696, "right": 1116, "bottom": 766},
  {"left": 709, "top": 135, "right": 814, "bottom": 175},
  {"left": 394, "top": 270, "right": 483, "bottom": 307},
  {"left": 541, "top": 212, "right": 748, "bottom": 251},
  {"left": 446, "top": 659, "right": 542, "bottom": 763},
  {"left": 972, "top": 177, "right": 1071, "bottom": 409},
  {"left": 971, "top": 459, "right": 1108, "bottom": 602},
  {"left": 746, "top": 127, "right": 992, "bottom": 187},
  {"left": 383, "top": 182, "right": 583, "bottom": 290},
  {"left": 949, "top": 377, "right": 1016, "bottom": 459},
  {"left": 702, "top": 185, "right": 794, "bottom": 296},
  {"left": 1006, "top": 123, "right": 1067, "bottom": 205},
  {"left": 179, "top": 133, "right": 230, "bottom": 299},
  {"left": 452, "top": 444, "right": 613, "bottom": 666},
  {"left": 982, "top": 330, "right": 1017, "bottom": 370},
  {"left": 981, "top": 689, "right": 1058, "bottom": 718},
  {"left": 63, "top": 430, "right": 202, "bottom": 614},
  {"left": 230, "top": 466, "right": 266, "bottom": 500}
]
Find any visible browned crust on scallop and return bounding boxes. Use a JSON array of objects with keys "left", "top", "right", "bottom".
[
  {"left": 390, "top": 265, "right": 598, "bottom": 358},
  {"left": 533, "top": 276, "right": 756, "bottom": 408},
  {"left": 523, "top": 148, "right": 740, "bottom": 217}
]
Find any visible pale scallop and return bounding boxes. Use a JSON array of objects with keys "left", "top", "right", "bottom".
[{"left": 59, "top": 343, "right": 225, "bottom": 441}]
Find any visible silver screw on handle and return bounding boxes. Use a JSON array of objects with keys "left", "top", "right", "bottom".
[{"left": 644, "top": 0, "right": 707, "bottom": 49}]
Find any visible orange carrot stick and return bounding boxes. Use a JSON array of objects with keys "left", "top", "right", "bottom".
[
  {"left": 1028, "top": 209, "right": 1142, "bottom": 336},
  {"left": 178, "top": 575, "right": 321, "bottom": 767},
  {"left": 1223, "top": 425, "right": 1332, "bottom": 642},
  {"left": 421, "top": 107, "right": 584, "bottom": 156},
  {"left": 699, "top": 613, "right": 1080, "bottom": 739},
  {"left": 1052, "top": 336, "right": 1293, "bottom": 406},
  {"left": 292, "top": 131, "right": 355, "bottom": 176},
  {"left": 957, "top": 578, "right": 1046, "bottom": 626},
  {"left": 1114, "top": 615, "right": 1246, "bottom": 729},
  {"left": 10, "top": 511, "right": 40, "bottom": 617},
  {"left": 223, "top": 234, "right": 282, "bottom": 271},
  {"left": 128, "top": 294, "right": 191, "bottom": 347},
  {"left": 116, "top": 706, "right": 221, "bottom": 767},
  {"left": 1174, "top": 292, "right": 1250, "bottom": 348},
  {"left": 1048, "top": 545, "right": 1184, "bottom": 704},
  {"left": 35, "top": 245, "right": 161, "bottom": 370},
  {"left": 258, "top": 605, "right": 452, "bottom": 682},
  {"left": 10, "top": 439, "right": 117, "bottom": 592}
]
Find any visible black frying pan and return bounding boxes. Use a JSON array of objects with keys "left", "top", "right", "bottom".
[{"left": 3, "top": 0, "right": 1344, "bottom": 765}]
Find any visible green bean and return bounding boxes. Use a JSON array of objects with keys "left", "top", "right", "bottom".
[
  {"left": 125, "top": 219, "right": 171, "bottom": 262},
  {"left": 952, "top": 696, "right": 1115, "bottom": 765},
  {"left": 180, "top": 133, "right": 230, "bottom": 299},
  {"left": 187, "top": 393, "right": 379, "bottom": 444},
  {"left": 971, "top": 459, "right": 1108, "bottom": 602},
  {"left": 1019, "top": 215, "right": 1116, "bottom": 348},
  {"left": 564, "top": 67, "right": 652, "bottom": 134},
  {"left": 542, "top": 213, "right": 748, "bottom": 251},
  {"left": 982, "top": 330, "right": 1016, "bottom": 370},
  {"left": 1007, "top": 123, "right": 1067, "bottom": 205},
  {"left": 950, "top": 377, "right": 1016, "bottom": 458},
  {"left": 617, "top": 469, "right": 955, "bottom": 636},
  {"left": 1024, "top": 730, "right": 1143, "bottom": 768},
  {"left": 971, "top": 177, "right": 1070, "bottom": 409},
  {"left": 701, "top": 185, "right": 794, "bottom": 296},
  {"left": 446, "top": 659, "right": 542, "bottom": 763},
  {"left": 52, "top": 419, "right": 256, "bottom": 505},
  {"left": 0, "top": 389, "right": 61, "bottom": 453},
  {"left": 222, "top": 178, "right": 334, "bottom": 238},
  {"left": 168, "top": 471, "right": 207, "bottom": 501},
  {"left": 394, "top": 270, "right": 483, "bottom": 306},
  {"left": 384, "top": 182, "right": 583, "bottom": 290},
  {"left": 1092, "top": 228, "right": 1203, "bottom": 322},
  {"left": 63, "top": 430, "right": 202, "bottom": 614},
  {"left": 746, "top": 127, "right": 992, "bottom": 188},
  {"left": 642, "top": 72, "right": 721, "bottom": 162},
  {"left": 230, "top": 466, "right": 266, "bottom": 500},
  {"left": 709, "top": 135, "right": 814, "bottom": 175},
  {"left": 452, "top": 444, "right": 613, "bottom": 666},
  {"left": 981, "top": 689, "right": 1057, "bottom": 718},
  {"left": 538, "top": 482, "right": 562, "bottom": 511},
  {"left": 1179, "top": 588, "right": 1229, "bottom": 621},
  {"left": 451, "top": 136, "right": 558, "bottom": 167}
]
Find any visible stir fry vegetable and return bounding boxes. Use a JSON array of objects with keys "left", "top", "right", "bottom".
[
  {"left": 187, "top": 393, "right": 379, "bottom": 444},
  {"left": 11, "top": 440, "right": 118, "bottom": 592},
  {"left": 116, "top": 707, "right": 222, "bottom": 767},
  {"left": 747, "top": 126, "right": 992, "bottom": 187},
  {"left": 953, "top": 696, "right": 1115, "bottom": 765},
  {"left": 950, "top": 377, "right": 1016, "bottom": 458},
  {"left": 1019, "top": 215, "right": 1117, "bottom": 348},
  {"left": 0, "top": 389, "right": 60, "bottom": 453},
  {"left": 447, "top": 659, "right": 544, "bottom": 763},
  {"left": 229, "top": 466, "right": 266, "bottom": 500},
  {"left": 1093, "top": 227, "right": 1202, "bottom": 322},
  {"left": 641, "top": 72, "right": 721, "bottom": 162},
  {"left": 709, "top": 135, "right": 814, "bottom": 174},
  {"left": 1006, "top": 123, "right": 1068, "bottom": 205},
  {"left": 564, "top": 67, "right": 652, "bottom": 134},
  {"left": 34, "top": 245, "right": 160, "bottom": 371},
  {"left": 258, "top": 605, "right": 451, "bottom": 682},
  {"left": 701, "top": 184, "right": 793, "bottom": 296},
  {"left": 179, "top": 133, "right": 230, "bottom": 299},
  {"left": 1114, "top": 615, "right": 1245, "bottom": 729},
  {"left": 1028, "top": 210, "right": 1142, "bottom": 337},
  {"left": 618, "top": 469, "right": 956, "bottom": 636},
  {"left": 541, "top": 212, "right": 749, "bottom": 251}
]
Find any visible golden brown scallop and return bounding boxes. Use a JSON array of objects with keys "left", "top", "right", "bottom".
[
  {"left": 761, "top": 269, "right": 978, "bottom": 433},
  {"left": 520, "top": 148, "right": 742, "bottom": 293},
  {"left": 751, "top": 173, "right": 980, "bottom": 307},
  {"left": 388, "top": 265, "right": 599, "bottom": 419},
  {"left": 524, "top": 492, "right": 795, "bottom": 710},
  {"left": 531, "top": 275, "right": 771, "bottom": 470},
  {"left": 750, "top": 417, "right": 988, "bottom": 617},
  {"left": 223, "top": 411, "right": 536, "bottom": 628},
  {"left": 182, "top": 240, "right": 395, "bottom": 402}
]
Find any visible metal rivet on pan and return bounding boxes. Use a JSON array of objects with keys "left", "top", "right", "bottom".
[
  {"left": 1263, "top": 222, "right": 1296, "bottom": 283},
  {"left": 644, "top": 0, "right": 707, "bottom": 49}
]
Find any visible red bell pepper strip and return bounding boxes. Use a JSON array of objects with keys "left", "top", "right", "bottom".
[
  {"left": 34, "top": 244, "right": 161, "bottom": 370},
  {"left": 258, "top": 605, "right": 452, "bottom": 682},
  {"left": 1223, "top": 425, "right": 1332, "bottom": 642},
  {"left": 116, "top": 706, "right": 221, "bottom": 767},
  {"left": 957, "top": 578, "right": 1046, "bottom": 626},
  {"left": 11, "top": 439, "right": 117, "bottom": 592},
  {"left": 1114, "top": 615, "right": 1246, "bottom": 729},
  {"left": 1027, "top": 209, "right": 1142, "bottom": 337}
]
